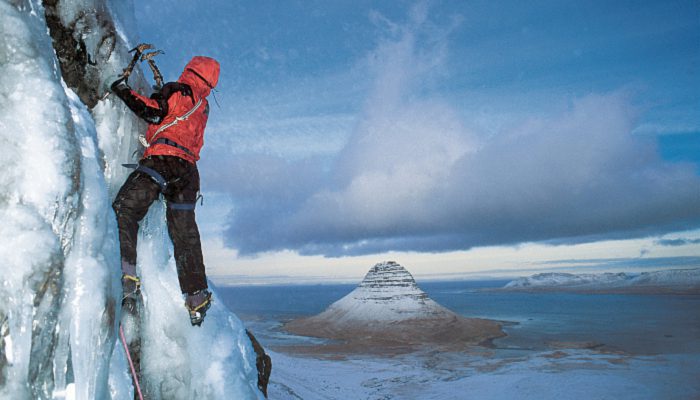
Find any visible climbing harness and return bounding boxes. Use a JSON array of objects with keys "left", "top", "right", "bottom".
[
  {"left": 122, "top": 163, "right": 167, "bottom": 192},
  {"left": 167, "top": 191, "right": 203, "bottom": 211},
  {"left": 168, "top": 202, "right": 197, "bottom": 211},
  {"left": 151, "top": 137, "right": 196, "bottom": 158},
  {"left": 119, "top": 325, "right": 144, "bottom": 400},
  {"left": 121, "top": 163, "right": 201, "bottom": 212}
]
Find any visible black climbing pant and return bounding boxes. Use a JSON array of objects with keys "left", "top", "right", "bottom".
[{"left": 112, "top": 155, "right": 207, "bottom": 294}]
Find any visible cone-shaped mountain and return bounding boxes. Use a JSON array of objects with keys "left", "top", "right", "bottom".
[{"left": 285, "top": 261, "right": 505, "bottom": 351}]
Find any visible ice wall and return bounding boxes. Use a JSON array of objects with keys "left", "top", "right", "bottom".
[{"left": 0, "top": 1, "right": 265, "bottom": 399}]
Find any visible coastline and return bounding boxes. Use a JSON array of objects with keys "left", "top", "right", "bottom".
[
  {"left": 495, "top": 285, "right": 700, "bottom": 295},
  {"left": 283, "top": 315, "right": 506, "bottom": 356},
  {"left": 219, "top": 282, "right": 700, "bottom": 399}
]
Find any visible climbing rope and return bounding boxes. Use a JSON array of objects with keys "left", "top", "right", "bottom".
[{"left": 119, "top": 325, "right": 144, "bottom": 400}]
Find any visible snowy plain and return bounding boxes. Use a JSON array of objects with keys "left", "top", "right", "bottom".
[
  {"left": 268, "top": 350, "right": 699, "bottom": 400},
  {"left": 221, "top": 278, "right": 700, "bottom": 400}
]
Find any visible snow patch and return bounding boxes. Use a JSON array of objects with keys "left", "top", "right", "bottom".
[{"left": 268, "top": 350, "right": 700, "bottom": 400}]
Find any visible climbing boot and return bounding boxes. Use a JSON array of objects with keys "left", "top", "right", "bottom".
[
  {"left": 120, "top": 260, "right": 140, "bottom": 301},
  {"left": 185, "top": 289, "right": 212, "bottom": 327},
  {"left": 122, "top": 274, "right": 141, "bottom": 301}
]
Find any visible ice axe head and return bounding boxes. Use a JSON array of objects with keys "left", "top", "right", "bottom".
[
  {"left": 140, "top": 50, "right": 164, "bottom": 62},
  {"left": 129, "top": 43, "right": 153, "bottom": 54}
]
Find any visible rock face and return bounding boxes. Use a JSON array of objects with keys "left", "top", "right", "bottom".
[{"left": 285, "top": 261, "right": 504, "bottom": 351}]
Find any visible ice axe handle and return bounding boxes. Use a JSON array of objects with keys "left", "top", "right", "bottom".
[
  {"left": 141, "top": 50, "right": 165, "bottom": 90},
  {"left": 121, "top": 43, "right": 154, "bottom": 79}
]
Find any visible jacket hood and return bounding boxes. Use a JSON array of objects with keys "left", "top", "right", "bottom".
[{"left": 178, "top": 56, "right": 220, "bottom": 97}]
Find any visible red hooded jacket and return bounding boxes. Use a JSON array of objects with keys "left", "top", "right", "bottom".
[{"left": 120, "top": 56, "right": 220, "bottom": 163}]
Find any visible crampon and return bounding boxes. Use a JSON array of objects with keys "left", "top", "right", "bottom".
[{"left": 185, "top": 289, "right": 212, "bottom": 327}]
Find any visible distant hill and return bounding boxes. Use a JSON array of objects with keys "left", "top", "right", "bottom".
[
  {"left": 503, "top": 268, "right": 700, "bottom": 294},
  {"left": 284, "top": 261, "right": 504, "bottom": 353}
]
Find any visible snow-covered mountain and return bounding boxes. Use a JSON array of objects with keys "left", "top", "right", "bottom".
[
  {"left": 285, "top": 261, "right": 503, "bottom": 348},
  {"left": 504, "top": 268, "right": 700, "bottom": 293},
  {"left": 505, "top": 272, "right": 631, "bottom": 288},
  {"left": 316, "top": 261, "right": 456, "bottom": 323},
  {"left": 0, "top": 2, "right": 264, "bottom": 399}
]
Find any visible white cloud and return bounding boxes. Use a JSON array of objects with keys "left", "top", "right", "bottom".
[{"left": 209, "top": 5, "right": 700, "bottom": 257}]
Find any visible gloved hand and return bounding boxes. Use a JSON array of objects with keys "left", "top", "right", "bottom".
[
  {"left": 179, "top": 84, "right": 193, "bottom": 98},
  {"left": 110, "top": 76, "right": 129, "bottom": 92},
  {"left": 159, "top": 82, "right": 193, "bottom": 100}
]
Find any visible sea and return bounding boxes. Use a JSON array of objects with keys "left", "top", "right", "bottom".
[{"left": 214, "top": 279, "right": 700, "bottom": 356}]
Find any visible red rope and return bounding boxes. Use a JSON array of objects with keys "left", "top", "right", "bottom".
[{"left": 119, "top": 325, "right": 144, "bottom": 400}]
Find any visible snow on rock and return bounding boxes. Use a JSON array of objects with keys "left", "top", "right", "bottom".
[
  {"left": 504, "top": 268, "right": 700, "bottom": 293},
  {"left": 631, "top": 268, "right": 700, "bottom": 286},
  {"left": 285, "top": 261, "right": 504, "bottom": 349},
  {"left": 0, "top": 1, "right": 265, "bottom": 399},
  {"left": 314, "top": 261, "right": 456, "bottom": 323},
  {"left": 505, "top": 272, "right": 631, "bottom": 288}
]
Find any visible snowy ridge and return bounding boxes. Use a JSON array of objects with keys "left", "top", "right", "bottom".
[
  {"left": 319, "top": 261, "right": 455, "bottom": 323},
  {"left": 631, "top": 268, "right": 700, "bottom": 286},
  {"left": 505, "top": 272, "right": 630, "bottom": 288},
  {"left": 504, "top": 268, "right": 700, "bottom": 292}
]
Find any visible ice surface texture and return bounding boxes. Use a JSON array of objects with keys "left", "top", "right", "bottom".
[{"left": 0, "top": 1, "right": 263, "bottom": 399}]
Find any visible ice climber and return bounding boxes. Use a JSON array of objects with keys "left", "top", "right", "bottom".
[{"left": 110, "top": 56, "right": 220, "bottom": 326}]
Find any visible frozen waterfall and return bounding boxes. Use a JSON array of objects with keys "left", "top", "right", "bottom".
[{"left": 0, "top": 1, "right": 265, "bottom": 399}]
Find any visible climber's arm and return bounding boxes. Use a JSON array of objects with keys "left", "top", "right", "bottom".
[{"left": 111, "top": 78, "right": 168, "bottom": 124}]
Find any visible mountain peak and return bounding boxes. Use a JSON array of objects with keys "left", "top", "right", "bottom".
[
  {"left": 360, "top": 261, "right": 419, "bottom": 289},
  {"left": 284, "top": 262, "right": 505, "bottom": 351},
  {"left": 334, "top": 261, "right": 438, "bottom": 321}
]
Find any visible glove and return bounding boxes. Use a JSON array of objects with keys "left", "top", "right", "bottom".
[
  {"left": 179, "top": 84, "right": 193, "bottom": 98},
  {"left": 110, "top": 76, "right": 129, "bottom": 92},
  {"left": 160, "top": 82, "right": 193, "bottom": 101}
]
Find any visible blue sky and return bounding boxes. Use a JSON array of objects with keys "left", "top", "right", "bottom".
[{"left": 132, "top": 1, "right": 700, "bottom": 281}]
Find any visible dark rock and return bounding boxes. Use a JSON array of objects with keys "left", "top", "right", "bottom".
[
  {"left": 43, "top": 0, "right": 117, "bottom": 108},
  {"left": 246, "top": 330, "right": 272, "bottom": 398}
]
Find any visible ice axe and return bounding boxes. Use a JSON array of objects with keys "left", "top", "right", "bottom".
[
  {"left": 99, "top": 43, "right": 155, "bottom": 101},
  {"left": 122, "top": 43, "right": 154, "bottom": 80},
  {"left": 140, "top": 50, "right": 165, "bottom": 90}
]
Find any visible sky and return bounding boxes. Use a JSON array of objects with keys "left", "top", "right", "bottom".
[{"left": 131, "top": 0, "right": 700, "bottom": 284}]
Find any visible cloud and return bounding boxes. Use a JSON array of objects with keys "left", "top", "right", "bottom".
[
  {"left": 655, "top": 238, "right": 700, "bottom": 247},
  {"left": 210, "top": 5, "right": 700, "bottom": 257}
]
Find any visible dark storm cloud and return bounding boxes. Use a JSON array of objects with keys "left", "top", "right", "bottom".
[
  {"left": 208, "top": 91, "right": 700, "bottom": 257},
  {"left": 655, "top": 238, "right": 700, "bottom": 247},
  {"left": 205, "top": 6, "right": 700, "bottom": 257}
]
